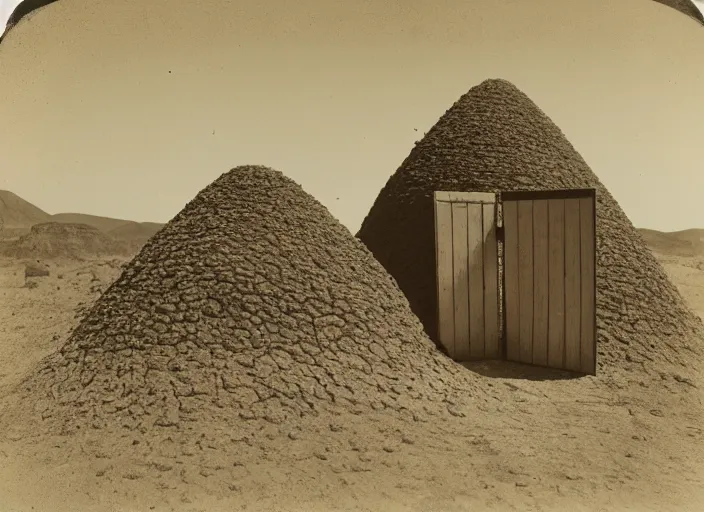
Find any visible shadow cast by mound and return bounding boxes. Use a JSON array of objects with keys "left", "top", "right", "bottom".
[{"left": 462, "top": 360, "right": 585, "bottom": 381}]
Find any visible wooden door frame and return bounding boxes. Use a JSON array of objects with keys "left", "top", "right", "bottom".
[
  {"left": 433, "top": 191, "right": 499, "bottom": 361},
  {"left": 499, "top": 188, "right": 597, "bottom": 375},
  {"left": 433, "top": 188, "right": 597, "bottom": 375}
]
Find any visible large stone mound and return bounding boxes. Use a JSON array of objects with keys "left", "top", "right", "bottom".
[
  {"left": 357, "top": 79, "right": 702, "bottom": 372},
  {"left": 19, "top": 165, "right": 462, "bottom": 439},
  {"left": 0, "top": 221, "right": 130, "bottom": 259}
]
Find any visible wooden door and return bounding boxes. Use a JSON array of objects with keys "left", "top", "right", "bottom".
[
  {"left": 501, "top": 189, "right": 597, "bottom": 375},
  {"left": 434, "top": 191, "right": 500, "bottom": 361}
]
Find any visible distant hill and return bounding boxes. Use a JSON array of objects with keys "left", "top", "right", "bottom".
[
  {"left": 50, "top": 213, "right": 134, "bottom": 233},
  {"left": 108, "top": 221, "right": 163, "bottom": 240},
  {"left": 108, "top": 221, "right": 164, "bottom": 252},
  {"left": 0, "top": 190, "right": 164, "bottom": 234},
  {"left": 0, "top": 189, "right": 164, "bottom": 258},
  {"left": 0, "top": 190, "right": 51, "bottom": 228},
  {"left": 0, "top": 222, "right": 132, "bottom": 260},
  {"left": 638, "top": 228, "right": 704, "bottom": 257}
]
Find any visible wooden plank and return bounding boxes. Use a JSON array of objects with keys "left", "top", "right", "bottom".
[
  {"left": 564, "top": 198, "right": 582, "bottom": 372},
  {"left": 503, "top": 189, "right": 596, "bottom": 202},
  {"left": 435, "top": 191, "right": 496, "bottom": 204},
  {"left": 503, "top": 200, "right": 520, "bottom": 362},
  {"left": 517, "top": 200, "right": 534, "bottom": 364},
  {"left": 452, "top": 203, "right": 470, "bottom": 361},
  {"left": 482, "top": 202, "right": 500, "bottom": 359},
  {"left": 467, "top": 203, "right": 485, "bottom": 359},
  {"left": 532, "top": 200, "right": 549, "bottom": 367},
  {"left": 435, "top": 200, "right": 455, "bottom": 358},
  {"left": 547, "top": 199, "right": 565, "bottom": 369},
  {"left": 579, "top": 196, "right": 597, "bottom": 375}
]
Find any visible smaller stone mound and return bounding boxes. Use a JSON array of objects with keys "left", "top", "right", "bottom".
[
  {"left": 12, "top": 165, "right": 469, "bottom": 453},
  {"left": 0, "top": 222, "right": 131, "bottom": 259},
  {"left": 24, "top": 261, "right": 49, "bottom": 278}
]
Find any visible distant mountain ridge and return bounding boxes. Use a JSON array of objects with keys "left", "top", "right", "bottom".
[
  {"left": 0, "top": 189, "right": 51, "bottom": 228},
  {"left": 637, "top": 227, "right": 704, "bottom": 257},
  {"left": 0, "top": 221, "right": 133, "bottom": 259},
  {"left": 0, "top": 190, "right": 164, "bottom": 240},
  {"left": 0, "top": 189, "right": 164, "bottom": 258}
]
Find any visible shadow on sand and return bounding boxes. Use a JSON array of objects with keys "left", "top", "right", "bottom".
[{"left": 461, "top": 360, "right": 586, "bottom": 381}]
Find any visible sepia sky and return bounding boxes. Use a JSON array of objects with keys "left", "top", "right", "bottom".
[{"left": 0, "top": 0, "right": 703, "bottom": 233}]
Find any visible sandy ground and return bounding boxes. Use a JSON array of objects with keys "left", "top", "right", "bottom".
[
  {"left": 0, "top": 253, "right": 703, "bottom": 512},
  {"left": 0, "top": 257, "right": 127, "bottom": 395},
  {"left": 652, "top": 251, "right": 704, "bottom": 320}
]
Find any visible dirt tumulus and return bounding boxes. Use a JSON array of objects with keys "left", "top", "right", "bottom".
[
  {"left": 6, "top": 166, "right": 470, "bottom": 463},
  {"left": 357, "top": 78, "right": 703, "bottom": 374}
]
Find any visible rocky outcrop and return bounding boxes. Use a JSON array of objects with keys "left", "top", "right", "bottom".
[
  {"left": 0, "top": 222, "right": 131, "bottom": 259},
  {"left": 357, "top": 79, "right": 703, "bottom": 373},
  {"left": 24, "top": 260, "right": 49, "bottom": 278}
]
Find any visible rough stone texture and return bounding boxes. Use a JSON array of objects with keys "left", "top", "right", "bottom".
[
  {"left": 23, "top": 165, "right": 466, "bottom": 437},
  {"left": 0, "top": 222, "right": 131, "bottom": 259},
  {"left": 652, "top": 0, "right": 704, "bottom": 24},
  {"left": 357, "top": 79, "right": 703, "bottom": 372}
]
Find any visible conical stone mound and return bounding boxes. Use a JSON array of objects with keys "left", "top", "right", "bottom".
[
  {"left": 357, "top": 79, "right": 702, "bottom": 373},
  {"left": 14, "top": 165, "right": 465, "bottom": 440}
]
